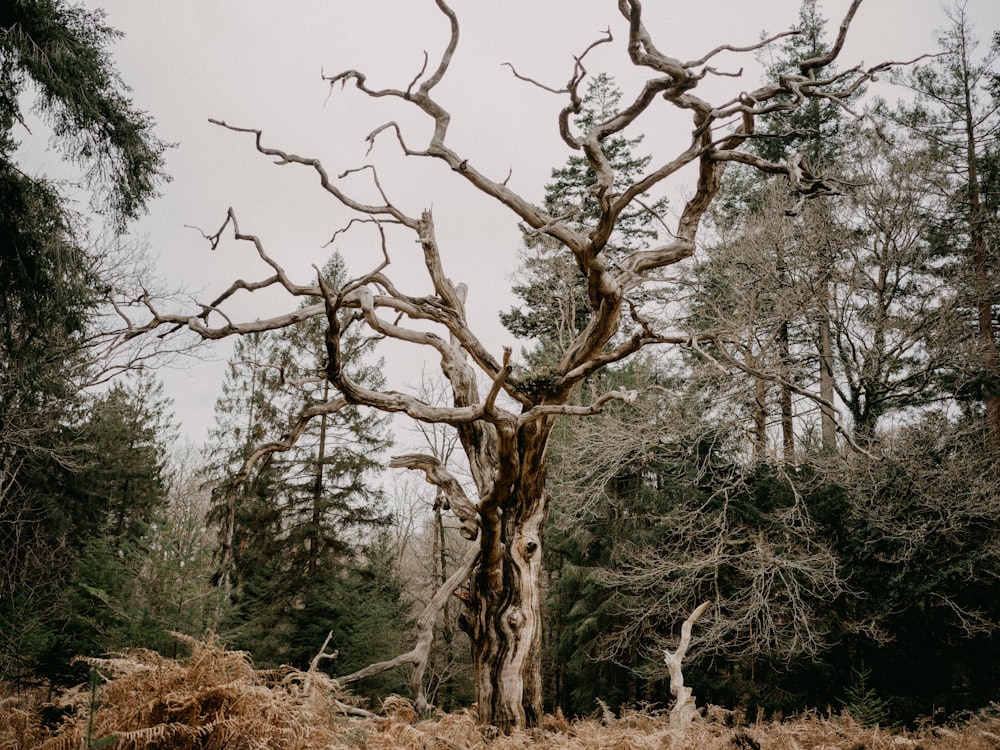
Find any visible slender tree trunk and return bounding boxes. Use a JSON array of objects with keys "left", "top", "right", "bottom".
[
  {"left": 774, "top": 245, "right": 796, "bottom": 463},
  {"left": 777, "top": 321, "right": 795, "bottom": 462},
  {"left": 965, "top": 104, "right": 1000, "bottom": 443},
  {"left": 308, "top": 381, "right": 329, "bottom": 575},
  {"left": 753, "top": 365, "right": 768, "bottom": 461},
  {"left": 430, "top": 497, "right": 454, "bottom": 706},
  {"left": 818, "top": 312, "right": 837, "bottom": 452}
]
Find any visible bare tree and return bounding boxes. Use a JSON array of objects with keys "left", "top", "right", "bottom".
[
  {"left": 826, "top": 129, "right": 962, "bottom": 440},
  {"left": 126, "top": 0, "right": 893, "bottom": 732}
]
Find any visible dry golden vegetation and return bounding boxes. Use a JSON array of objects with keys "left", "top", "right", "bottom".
[{"left": 3, "top": 636, "right": 999, "bottom": 750}]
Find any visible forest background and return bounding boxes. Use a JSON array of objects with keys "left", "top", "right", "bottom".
[{"left": 4, "top": 0, "right": 1000, "bottom": 732}]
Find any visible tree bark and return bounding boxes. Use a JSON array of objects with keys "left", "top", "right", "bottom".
[
  {"left": 777, "top": 321, "right": 796, "bottom": 462},
  {"left": 465, "top": 422, "right": 549, "bottom": 732},
  {"left": 753, "top": 365, "right": 768, "bottom": 461},
  {"left": 308, "top": 378, "right": 330, "bottom": 575},
  {"left": 964, "top": 86, "right": 1000, "bottom": 444},
  {"left": 818, "top": 313, "right": 837, "bottom": 452},
  {"left": 664, "top": 601, "right": 710, "bottom": 745}
]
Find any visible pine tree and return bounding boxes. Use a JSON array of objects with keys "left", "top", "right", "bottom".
[
  {"left": 16, "top": 374, "right": 177, "bottom": 683},
  {"left": 0, "top": 0, "right": 167, "bottom": 684},
  {"left": 885, "top": 4, "right": 1000, "bottom": 442},
  {"left": 207, "top": 254, "right": 406, "bottom": 684},
  {"left": 754, "top": 0, "right": 856, "bottom": 166},
  {"left": 206, "top": 329, "right": 289, "bottom": 591},
  {"left": 501, "top": 73, "right": 668, "bottom": 366}
]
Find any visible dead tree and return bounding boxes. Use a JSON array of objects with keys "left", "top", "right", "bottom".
[
  {"left": 665, "top": 601, "right": 710, "bottom": 745},
  {"left": 127, "top": 0, "right": 895, "bottom": 733}
]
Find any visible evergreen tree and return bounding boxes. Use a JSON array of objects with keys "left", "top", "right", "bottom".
[
  {"left": 0, "top": 0, "right": 167, "bottom": 684},
  {"left": 542, "top": 358, "right": 684, "bottom": 713},
  {"left": 0, "top": 0, "right": 168, "bottom": 226},
  {"left": 269, "top": 255, "right": 392, "bottom": 578},
  {"left": 2, "top": 374, "right": 177, "bottom": 684},
  {"left": 0, "top": 0, "right": 168, "bottom": 491},
  {"left": 207, "top": 254, "right": 407, "bottom": 692},
  {"left": 754, "top": 0, "right": 856, "bottom": 166},
  {"left": 885, "top": 4, "right": 1000, "bottom": 442},
  {"left": 501, "top": 73, "right": 668, "bottom": 365},
  {"left": 206, "top": 330, "right": 286, "bottom": 590},
  {"left": 66, "top": 375, "right": 175, "bottom": 653}
]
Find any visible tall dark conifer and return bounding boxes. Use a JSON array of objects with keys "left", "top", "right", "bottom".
[
  {"left": 887, "top": 4, "right": 1000, "bottom": 442},
  {"left": 207, "top": 254, "right": 406, "bottom": 691},
  {"left": 0, "top": 0, "right": 167, "bottom": 684}
]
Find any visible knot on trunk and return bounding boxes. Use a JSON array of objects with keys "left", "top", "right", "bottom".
[{"left": 506, "top": 609, "right": 525, "bottom": 629}]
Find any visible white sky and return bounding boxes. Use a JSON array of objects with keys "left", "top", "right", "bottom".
[{"left": 26, "top": 0, "right": 1000, "bottom": 445}]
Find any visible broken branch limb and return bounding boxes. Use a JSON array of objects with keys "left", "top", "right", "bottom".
[
  {"left": 665, "top": 601, "right": 710, "bottom": 743},
  {"left": 338, "top": 545, "right": 479, "bottom": 714},
  {"left": 389, "top": 454, "right": 480, "bottom": 540}
]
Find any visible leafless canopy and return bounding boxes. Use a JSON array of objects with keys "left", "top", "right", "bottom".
[{"left": 123, "top": 0, "right": 891, "bottom": 731}]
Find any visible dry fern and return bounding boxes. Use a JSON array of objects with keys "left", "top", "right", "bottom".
[
  {"left": 8, "top": 640, "right": 1000, "bottom": 750},
  {"left": 30, "top": 633, "right": 366, "bottom": 750},
  {"left": 0, "top": 689, "right": 47, "bottom": 750}
]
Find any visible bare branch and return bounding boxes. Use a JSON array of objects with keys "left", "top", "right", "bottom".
[
  {"left": 501, "top": 62, "right": 567, "bottom": 95},
  {"left": 684, "top": 29, "right": 800, "bottom": 69},
  {"left": 518, "top": 388, "right": 639, "bottom": 425},
  {"left": 406, "top": 51, "right": 430, "bottom": 98},
  {"left": 389, "top": 454, "right": 479, "bottom": 540},
  {"left": 665, "top": 601, "right": 710, "bottom": 742},
  {"left": 208, "top": 119, "right": 420, "bottom": 230},
  {"left": 338, "top": 545, "right": 479, "bottom": 715},
  {"left": 798, "top": 0, "right": 862, "bottom": 74}
]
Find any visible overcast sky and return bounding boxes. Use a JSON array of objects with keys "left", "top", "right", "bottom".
[{"left": 31, "top": 0, "right": 1000, "bottom": 445}]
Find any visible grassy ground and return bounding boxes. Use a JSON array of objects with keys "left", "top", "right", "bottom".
[{"left": 4, "top": 637, "right": 999, "bottom": 749}]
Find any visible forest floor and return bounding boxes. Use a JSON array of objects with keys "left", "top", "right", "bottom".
[{"left": 3, "top": 636, "right": 999, "bottom": 749}]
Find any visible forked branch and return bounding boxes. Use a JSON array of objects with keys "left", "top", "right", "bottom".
[
  {"left": 665, "top": 601, "right": 710, "bottom": 743},
  {"left": 338, "top": 545, "right": 479, "bottom": 714}
]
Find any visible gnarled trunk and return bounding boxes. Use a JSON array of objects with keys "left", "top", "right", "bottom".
[{"left": 465, "top": 423, "right": 549, "bottom": 732}]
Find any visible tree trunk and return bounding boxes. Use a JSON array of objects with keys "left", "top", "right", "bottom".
[
  {"left": 965, "top": 108, "right": 1000, "bottom": 443},
  {"left": 777, "top": 320, "right": 796, "bottom": 462},
  {"left": 751, "top": 350, "right": 767, "bottom": 461},
  {"left": 753, "top": 365, "right": 768, "bottom": 461},
  {"left": 308, "top": 379, "right": 330, "bottom": 575},
  {"left": 818, "top": 313, "right": 837, "bottom": 452},
  {"left": 465, "top": 426, "right": 548, "bottom": 732}
]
